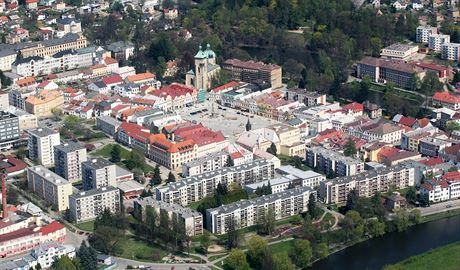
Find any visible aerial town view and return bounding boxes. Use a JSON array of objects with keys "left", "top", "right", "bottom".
[{"left": 0, "top": 0, "right": 459, "bottom": 269}]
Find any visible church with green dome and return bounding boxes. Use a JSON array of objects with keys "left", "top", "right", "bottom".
[{"left": 185, "top": 44, "right": 221, "bottom": 92}]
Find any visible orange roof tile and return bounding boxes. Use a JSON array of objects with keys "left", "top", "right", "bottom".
[{"left": 127, "top": 72, "right": 155, "bottom": 83}]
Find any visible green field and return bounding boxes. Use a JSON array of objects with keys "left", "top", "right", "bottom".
[
  {"left": 384, "top": 241, "right": 460, "bottom": 270},
  {"left": 74, "top": 221, "right": 95, "bottom": 232},
  {"left": 269, "top": 239, "right": 295, "bottom": 255},
  {"left": 92, "top": 144, "right": 154, "bottom": 173},
  {"left": 117, "top": 236, "right": 168, "bottom": 262}
]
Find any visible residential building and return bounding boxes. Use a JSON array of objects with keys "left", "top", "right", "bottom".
[
  {"left": 54, "top": 142, "right": 87, "bottom": 182},
  {"left": 56, "top": 17, "right": 82, "bottom": 34},
  {"left": 28, "top": 127, "right": 60, "bottom": 166},
  {"left": 419, "top": 137, "right": 452, "bottom": 157},
  {"left": 185, "top": 44, "right": 220, "bottom": 91},
  {"left": 25, "top": 90, "right": 64, "bottom": 118},
  {"left": 106, "top": 41, "right": 134, "bottom": 62},
  {"left": 222, "top": 58, "right": 282, "bottom": 89},
  {"left": 0, "top": 111, "right": 20, "bottom": 150},
  {"left": 285, "top": 88, "right": 327, "bottom": 107},
  {"left": 182, "top": 151, "right": 229, "bottom": 177},
  {"left": 428, "top": 34, "right": 450, "bottom": 52},
  {"left": 28, "top": 242, "right": 76, "bottom": 269},
  {"left": 27, "top": 166, "right": 72, "bottom": 211},
  {"left": 380, "top": 43, "right": 419, "bottom": 59},
  {"left": 416, "top": 25, "right": 437, "bottom": 43},
  {"left": 156, "top": 159, "right": 275, "bottom": 206},
  {"left": 420, "top": 179, "right": 450, "bottom": 202},
  {"left": 133, "top": 197, "right": 203, "bottom": 236},
  {"left": 96, "top": 115, "right": 122, "bottom": 136},
  {"left": 206, "top": 186, "right": 315, "bottom": 234},
  {"left": 82, "top": 158, "right": 117, "bottom": 190},
  {"left": 347, "top": 119, "right": 403, "bottom": 144},
  {"left": 363, "top": 100, "right": 382, "bottom": 119},
  {"left": 7, "top": 108, "right": 38, "bottom": 131},
  {"left": 441, "top": 43, "right": 460, "bottom": 60},
  {"left": 400, "top": 125, "right": 439, "bottom": 152},
  {"left": 319, "top": 164, "right": 415, "bottom": 204},
  {"left": 306, "top": 147, "right": 365, "bottom": 177},
  {"left": 69, "top": 186, "right": 120, "bottom": 223},
  {"left": 432, "top": 91, "right": 460, "bottom": 110}
]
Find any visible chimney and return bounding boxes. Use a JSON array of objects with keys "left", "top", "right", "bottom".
[{"left": 2, "top": 173, "right": 7, "bottom": 219}]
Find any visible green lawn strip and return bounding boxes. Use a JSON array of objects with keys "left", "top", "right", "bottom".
[
  {"left": 91, "top": 144, "right": 154, "bottom": 173},
  {"left": 269, "top": 239, "right": 295, "bottom": 255},
  {"left": 74, "top": 220, "right": 95, "bottom": 232},
  {"left": 386, "top": 241, "right": 460, "bottom": 270},
  {"left": 421, "top": 208, "right": 460, "bottom": 223},
  {"left": 116, "top": 235, "right": 168, "bottom": 262}
]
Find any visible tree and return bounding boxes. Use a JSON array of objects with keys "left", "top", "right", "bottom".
[
  {"left": 366, "top": 219, "right": 385, "bottom": 238},
  {"left": 410, "top": 74, "right": 421, "bottom": 92},
  {"left": 343, "top": 138, "right": 357, "bottom": 157},
  {"left": 346, "top": 189, "right": 360, "bottom": 212},
  {"left": 257, "top": 208, "right": 275, "bottom": 235},
  {"left": 446, "top": 121, "right": 460, "bottom": 135},
  {"left": 405, "top": 187, "right": 417, "bottom": 204},
  {"left": 227, "top": 218, "right": 241, "bottom": 249},
  {"left": 199, "top": 230, "right": 211, "bottom": 254},
  {"left": 151, "top": 165, "right": 162, "bottom": 186},
  {"left": 226, "top": 249, "right": 250, "bottom": 270},
  {"left": 370, "top": 37, "right": 382, "bottom": 57},
  {"left": 110, "top": 145, "right": 122, "bottom": 163},
  {"left": 419, "top": 192, "right": 430, "bottom": 207},
  {"left": 342, "top": 210, "right": 364, "bottom": 242},
  {"left": 125, "top": 150, "right": 145, "bottom": 171},
  {"left": 394, "top": 209, "right": 410, "bottom": 232},
  {"left": 0, "top": 70, "right": 11, "bottom": 88},
  {"left": 51, "top": 108, "right": 63, "bottom": 121},
  {"left": 266, "top": 143, "right": 278, "bottom": 156},
  {"left": 314, "top": 243, "right": 329, "bottom": 260},
  {"left": 420, "top": 71, "right": 443, "bottom": 96},
  {"left": 272, "top": 252, "right": 296, "bottom": 270},
  {"left": 226, "top": 155, "right": 234, "bottom": 167},
  {"left": 148, "top": 33, "right": 177, "bottom": 63},
  {"left": 247, "top": 236, "right": 268, "bottom": 268},
  {"left": 410, "top": 209, "right": 421, "bottom": 225},
  {"left": 308, "top": 193, "right": 317, "bottom": 219},
  {"left": 167, "top": 171, "right": 176, "bottom": 183},
  {"left": 289, "top": 240, "right": 313, "bottom": 268},
  {"left": 453, "top": 70, "right": 460, "bottom": 84},
  {"left": 50, "top": 256, "right": 77, "bottom": 270},
  {"left": 14, "top": 147, "right": 28, "bottom": 160},
  {"left": 77, "top": 241, "right": 97, "bottom": 270}
]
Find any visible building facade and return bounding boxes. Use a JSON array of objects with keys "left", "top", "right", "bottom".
[
  {"left": 0, "top": 111, "right": 20, "bottom": 150},
  {"left": 82, "top": 158, "right": 117, "bottom": 190},
  {"left": 306, "top": 147, "right": 365, "bottom": 177},
  {"left": 69, "top": 186, "right": 120, "bottom": 223},
  {"left": 54, "top": 142, "right": 87, "bottom": 183},
  {"left": 28, "top": 127, "right": 60, "bottom": 166},
  {"left": 222, "top": 59, "right": 282, "bottom": 89}
]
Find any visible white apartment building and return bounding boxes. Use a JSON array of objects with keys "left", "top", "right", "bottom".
[
  {"left": 428, "top": 34, "right": 450, "bottom": 52},
  {"left": 245, "top": 165, "right": 326, "bottom": 194},
  {"left": 82, "top": 158, "right": 117, "bottom": 190},
  {"left": 306, "top": 147, "right": 365, "bottom": 177},
  {"left": 206, "top": 186, "right": 315, "bottom": 234},
  {"left": 156, "top": 159, "right": 275, "bottom": 206},
  {"left": 29, "top": 242, "right": 76, "bottom": 269},
  {"left": 69, "top": 186, "right": 121, "bottom": 223},
  {"left": 28, "top": 127, "right": 60, "bottom": 167},
  {"left": 319, "top": 164, "right": 415, "bottom": 204},
  {"left": 54, "top": 142, "right": 87, "bottom": 182},
  {"left": 133, "top": 197, "right": 203, "bottom": 236},
  {"left": 181, "top": 151, "right": 229, "bottom": 177},
  {"left": 420, "top": 179, "right": 450, "bottom": 203},
  {"left": 441, "top": 43, "right": 460, "bottom": 60},
  {"left": 380, "top": 43, "right": 419, "bottom": 59},
  {"left": 416, "top": 25, "right": 437, "bottom": 43},
  {"left": 27, "top": 166, "right": 73, "bottom": 211}
]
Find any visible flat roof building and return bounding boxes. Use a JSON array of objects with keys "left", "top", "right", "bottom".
[
  {"left": 69, "top": 186, "right": 120, "bottom": 223},
  {"left": 54, "top": 142, "right": 87, "bottom": 183},
  {"left": 82, "top": 158, "right": 116, "bottom": 190},
  {"left": 28, "top": 127, "right": 60, "bottom": 167}
]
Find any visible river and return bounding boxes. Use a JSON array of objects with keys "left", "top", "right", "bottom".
[{"left": 310, "top": 215, "right": 460, "bottom": 270}]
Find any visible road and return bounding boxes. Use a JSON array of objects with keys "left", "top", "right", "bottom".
[
  {"left": 419, "top": 199, "right": 460, "bottom": 216},
  {"left": 113, "top": 255, "right": 215, "bottom": 270}
]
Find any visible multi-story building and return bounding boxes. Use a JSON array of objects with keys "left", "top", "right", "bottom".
[
  {"left": 96, "top": 115, "right": 122, "bottom": 136},
  {"left": 428, "top": 34, "right": 450, "bottom": 52},
  {"left": 432, "top": 91, "right": 460, "bottom": 110},
  {"left": 0, "top": 111, "right": 20, "bottom": 150},
  {"left": 27, "top": 166, "right": 73, "bottom": 211},
  {"left": 69, "top": 186, "right": 120, "bottom": 223},
  {"left": 419, "top": 137, "right": 452, "bottom": 157},
  {"left": 133, "top": 196, "right": 203, "bottom": 236},
  {"left": 401, "top": 126, "right": 439, "bottom": 152},
  {"left": 347, "top": 119, "right": 403, "bottom": 145},
  {"left": 245, "top": 165, "right": 325, "bottom": 194},
  {"left": 54, "top": 142, "right": 87, "bottom": 182},
  {"left": 25, "top": 90, "right": 64, "bottom": 118},
  {"left": 206, "top": 186, "right": 315, "bottom": 234},
  {"left": 7, "top": 108, "right": 38, "bottom": 131},
  {"left": 356, "top": 57, "right": 425, "bottom": 89},
  {"left": 156, "top": 159, "right": 275, "bottom": 206},
  {"left": 306, "top": 147, "right": 364, "bottom": 177},
  {"left": 28, "top": 127, "right": 60, "bottom": 166},
  {"left": 380, "top": 43, "right": 419, "bottom": 59},
  {"left": 416, "top": 25, "right": 437, "bottom": 43},
  {"left": 82, "top": 158, "right": 117, "bottom": 190},
  {"left": 28, "top": 242, "right": 76, "bottom": 269},
  {"left": 420, "top": 179, "right": 450, "bottom": 203},
  {"left": 57, "top": 18, "right": 82, "bottom": 34},
  {"left": 182, "top": 151, "right": 229, "bottom": 177},
  {"left": 285, "top": 88, "right": 327, "bottom": 107},
  {"left": 441, "top": 43, "right": 460, "bottom": 60},
  {"left": 319, "top": 164, "right": 415, "bottom": 204},
  {"left": 222, "top": 59, "right": 282, "bottom": 89}
]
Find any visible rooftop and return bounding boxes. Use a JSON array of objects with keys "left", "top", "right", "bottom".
[
  {"left": 82, "top": 158, "right": 114, "bottom": 170},
  {"left": 54, "top": 141, "right": 85, "bottom": 153},
  {"left": 28, "top": 127, "right": 58, "bottom": 138},
  {"left": 70, "top": 186, "right": 119, "bottom": 199},
  {"left": 28, "top": 166, "right": 69, "bottom": 186}
]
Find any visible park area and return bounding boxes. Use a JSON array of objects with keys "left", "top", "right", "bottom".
[{"left": 92, "top": 143, "right": 154, "bottom": 174}]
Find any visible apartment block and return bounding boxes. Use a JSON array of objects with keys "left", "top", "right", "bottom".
[
  {"left": 380, "top": 43, "right": 419, "bottom": 59},
  {"left": 245, "top": 165, "right": 325, "bottom": 194},
  {"left": 69, "top": 186, "right": 120, "bottom": 223},
  {"left": 441, "top": 43, "right": 460, "bottom": 60},
  {"left": 285, "top": 88, "right": 327, "bottom": 107},
  {"left": 419, "top": 137, "right": 452, "bottom": 157},
  {"left": 82, "top": 158, "right": 117, "bottom": 190},
  {"left": 7, "top": 108, "right": 38, "bottom": 131},
  {"left": 319, "top": 165, "right": 415, "bottom": 204},
  {"left": 54, "top": 142, "right": 87, "bottom": 182},
  {"left": 28, "top": 127, "right": 60, "bottom": 167},
  {"left": 428, "top": 34, "right": 450, "bottom": 52},
  {"left": 306, "top": 147, "right": 364, "bottom": 177},
  {"left": 25, "top": 90, "right": 64, "bottom": 118},
  {"left": 222, "top": 59, "right": 282, "bottom": 89},
  {"left": 133, "top": 197, "right": 203, "bottom": 236},
  {"left": 0, "top": 111, "right": 20, "bottom": 150},
  {"left": 27, "top": 166, "right": 72, "bottom": 211},
  {"left": 206, "top": 186, "right": 315, "bottom": 234},
  {"left": 96, "top": 115, "right": 122, "bottom": 136},
  {"left": 156, "top": 159, "right": 275, "bottom": 206},
  {"left": 181, "top": 151, "right": 229, "bottom": 177},
  {"left": 416, "top": 25, "right": 437, "bottom": 43}
]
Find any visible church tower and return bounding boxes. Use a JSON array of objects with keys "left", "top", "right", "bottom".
[
  {"left": 246, "top": 118, "right": 252, "bottom": 131},
  {"left": 185, "top": 44, "right": 220, "bottom": 91}
]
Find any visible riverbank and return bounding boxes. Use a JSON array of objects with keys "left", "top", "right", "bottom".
[{"left": 383, "top": 240, "right": 460, "bottom": 270}]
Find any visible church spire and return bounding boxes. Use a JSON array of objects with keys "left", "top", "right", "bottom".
[{"left": 246, "top": 118, "right": 252, "bottom": 131}]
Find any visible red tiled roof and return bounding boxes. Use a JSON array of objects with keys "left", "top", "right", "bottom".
[
  {"left": 441, "top": 144, "right": 460, "bottom": 155},
  {"left": 104, "top": 57, "right": 118, "bottom": 65},
  {"left": 441, "top": 171, "right": 460, "bottom": 182},
  {"left": 0, "top": 155, "right": 27, "bottom": 174},
  {"left": 0, "top": 227, "right": 38, "bottom": 243},
  {"left": 230, "top": 152, "right": 243, "bottom": 159},
  {"left": 173, "top": 123, "right": 226, "bottom": 146},
  {"left": 419, "top": 157, "right": 444, "bottom": 166},
  {"left": 418, "top": 118, "right": 431, "bottom": 128},
  {"left": 342, "top": 102, "right": 364, "bottom": 113},
  {"left": 433, "top": 91, "right": 460, "bottom": 104},
  {"left": 153, "top": 83, "right": 195, "bottom": 99},
  {"left": 212, "top": 81, "right": 240, "bottom": 93},
  {"left": 127, "top": 72, "right": 155, "bottom": 83},
  {"left": 102, "top": 74, "right": 123, "bottom": 85},
  {"left": 398, "top": 116, "right": 417, "bottom": 127},
  {"left": 119, "top": 122, "right": 152, "bottom": 143},
  {"left": 378, "top": 146, "right": 400, "bottom": 159},
  {"left": 40, "top": 221, "right": 64, "bottom": 235}
]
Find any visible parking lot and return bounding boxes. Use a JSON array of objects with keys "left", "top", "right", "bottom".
[{"left": 178, "top": 100, "right": 277, "bottom": 141}]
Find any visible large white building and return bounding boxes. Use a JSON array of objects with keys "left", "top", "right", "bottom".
[
  {"left": 441, "top": 43, "right": 460, "bottom": 60},
  {"left": 27, "top": 166, "right": 73, "bottom": 211},
  {"left": 206, "top": 186, "right": 315, "bottom": 234},
  {"left": 416, "top": 25, "right": 437, "bottom": 43},
  {"left": 82, "top": 158, "right": 117, "bottom": 190},
  {"left": 54, "top": 142, "right": 87, "bottom": 183},
  {"left": 319, "top": 164, "right": 415, "bottom": 204},
  {"left": 306, "top": 147, "right": 365, "bottom": 177},
  {"left": 69, "top": 186, "right": 121, "bottom": 223},
  {"left": 156, "top": 159, "right": 275, "bottom": 206},
  {"left": 428, "top": 34, "right": 451, "bottom": 52},
  {"left": 134, "top": 197, "right": 203, "bottom": 236},
  {"left": 28, "top": 127, "right": 60, "bottom": 167},
  {"left": 181, "top": 151, "right": 229, "bottom": 177}
]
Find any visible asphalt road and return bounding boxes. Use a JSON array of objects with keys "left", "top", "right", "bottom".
[{"left": 419, "top": 199, "right": 460, "bottom": 216}]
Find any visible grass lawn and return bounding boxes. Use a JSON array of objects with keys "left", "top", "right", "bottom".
[
  {"left": 92, "top": 144, "right": 155, "bottom": 173},
  {"left": 269, "top": 239, "right": 295, "bottom": 255},
  {"left": 278, "top": 154, "right": 311, "bottom": 171},
  {"left": 385, "top": 241, "right": 460, "bottom": 270},
  {"left": 189, "top": 188, "right": 248, "bottom": 210},
  {"left": 117, "top": 236, "right": 168, "bottom": 262},
  {"left": 74, "top": 221, "right": 95, "bottom": 232}
]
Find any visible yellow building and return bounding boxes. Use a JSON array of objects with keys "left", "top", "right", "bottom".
[{"left": 25, "top": 90, "right": 64, "bottom": 118}]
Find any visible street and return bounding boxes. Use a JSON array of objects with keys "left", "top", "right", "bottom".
[{"left": 419, "top": 199, "right": 460, "bottom": 216}]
